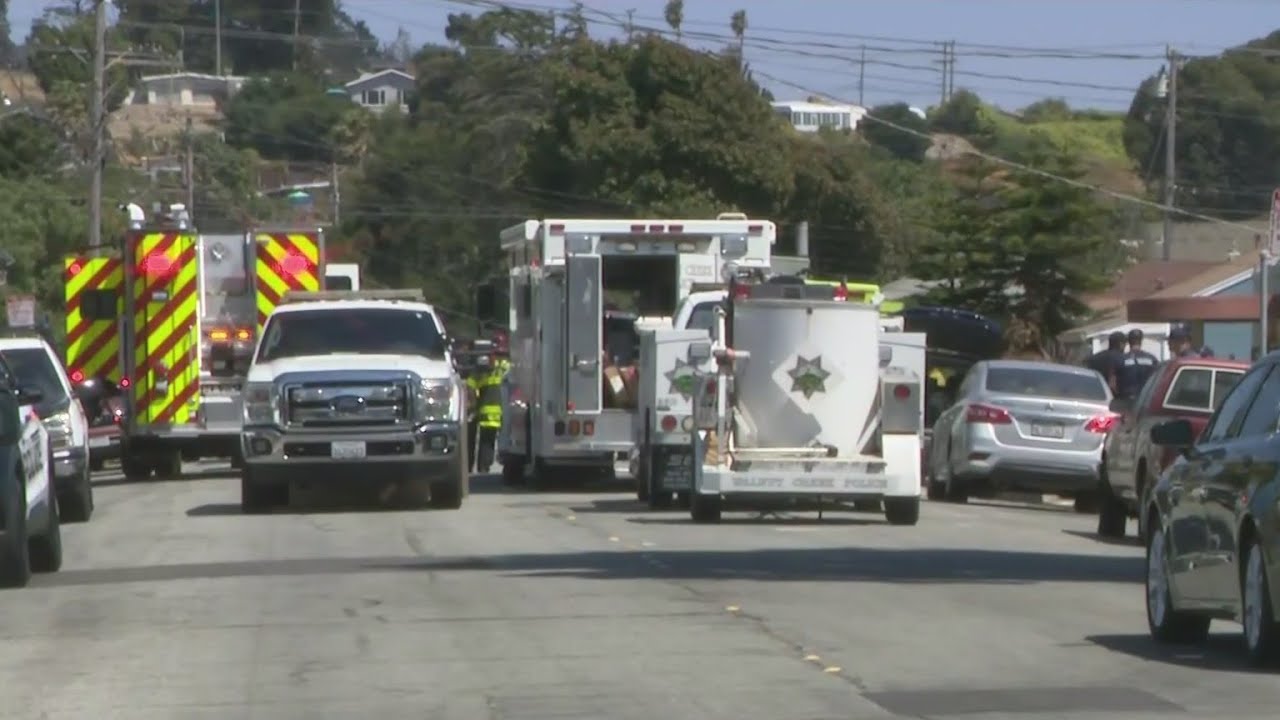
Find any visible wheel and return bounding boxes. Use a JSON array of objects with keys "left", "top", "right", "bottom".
[
  {"left": 121, "top": 454, "right": 152, "bottom": 480},
  {"left": 1073, "top": 494, "right": 1099, "bottom": 514},
  {"left": 926, "top": 479, "right": 945, "bottom": 500},
  {"left": 529, "top": 459, "right": 555, "bottom": 492},
  {"left": 59, "top": 459, "right": 94, "bottom": 524},
  {"left": 501, "top": 456, "right": 525, "bottom": 487},
  {"left": 635, "top": 452, "right": 650, "bottom": 502},
  {"left": 944, "top": 476, "right": 969, "bottom": 504},
  {"left": 239, "top": 466, "right": 278, "bottom": 514},
  {"left": 1096, "top": 479, "right": 1126, "bottom": 539},
  {"left": 1242, "top": 534, "right": 1280, "bottom": 666},
  {"left": 690, "top": 492, "right": 721, "bottom": 523},
  {"left": 646, "top": 450, "right": 674, "bottom": 509},
  {"left": 429, "top": 480, "right": 464, "bottom": 510},
  {"left": 89, "top": 456, "right": 105, "bottom": 472},
  {"left": 1145, "top": 511, "right": 1210, "bottom": 644},
  {"left": 0, "top": 472, "right": 31, "bottom": 589},
  {"left": 29, "top": 489, "right": 62, "bottom": 574},
  {"left": 883, "top": 497, "right": 920, "bottom": 526}
]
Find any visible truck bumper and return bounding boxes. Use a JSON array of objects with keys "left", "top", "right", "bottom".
[
  {"left": 240, "top": 422, "right": 463, "bottom": 475},
  {"left": 52, "top": 445, "right": 88, "bottom": 490}
]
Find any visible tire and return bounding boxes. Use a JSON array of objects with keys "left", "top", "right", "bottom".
[
  {"left": 0, "top": 468, "right": 31, "bottom": 589},
  {"left": 1096, "top": 474, "right": 1126, "bottom": 539},
  {"left": 501, "top": 456, "right": 525, "bottom": 487},
  {"left": 945, "top": 476, "right": 969, "bottom": 504},
  {"left": 59, "top": 460, "right": 94, "bottom": 524},
  {"left": 429, "top": 480, "right": 463, "bottom": 510},
  {"left": 121, "top": 454, "right": 152, "bottom": 481},
  {"left": 1145, "top": 511, "right": 1210, "bottom": 644},
  {"left": 89, "top": 456, "right": 105, "bottom": 472},
  {"left": 239, "top": 466, "right": 277, "bottom": 514},
  {"left": 926, "top": 479, "right": 945, "bottom": 501},
  {"left": 1242, "top": 534, "right": 1280, "bottom": 666},
  {"left": 154, "top": 450, "right": 183, "bottom": 480},
  {"left": 884, "top": 497, "right": 920, "bottom": 526},
  {"left": 1073, "top": 494, "right": 1099, "bottom": 514},
  {"left": 690, "top": 492, "right": 721, "bottom": 523},
  {"left": 29, "top": 489, "right": 62, "bottom": 574}
]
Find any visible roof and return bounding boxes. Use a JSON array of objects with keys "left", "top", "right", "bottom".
[
  {"left": 273, "top": 299, "right": 437, "bottom": 315},
  {"left": 1084, "top": 260, "right": 1220, "bottom": 312},
  {"left": 1146, "top": 254, "right": 1258, "bottom": 299},
  {"left": 0, "top": 336, "right": 49, "bottom": 350},
  {"left": 343, "top": 69, "right": 415, "bottom": 88},
  {"left": 138, "top": 72, "right": 247, "bottom": 83}
]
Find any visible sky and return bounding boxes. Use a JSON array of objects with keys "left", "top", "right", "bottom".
[{"left": 8, "top": 0, "right": 1280, "bottom": 111}]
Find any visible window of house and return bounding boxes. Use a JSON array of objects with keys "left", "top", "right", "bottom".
[{"left": 362, "top": 89, "right": 386, "bottom": 106}]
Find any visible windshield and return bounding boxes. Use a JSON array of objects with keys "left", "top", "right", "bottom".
[
  {"left": 985, "top": 365, "right": 1108, "bottom": 402},
  {"left": 0, "top": 347, "right": 68, "bottom": 414},
  {"left": 256, "top": 308, "right": 447, "bottom": 363}
]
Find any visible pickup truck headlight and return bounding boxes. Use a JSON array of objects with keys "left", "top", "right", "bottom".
[
  {"left": 42, "top": 410, "right": 73, "bottom": 451},
  {"left": 242, "top": 382, "right": 278, "bottom": 426},
  {"left": 414, "top": 378, "right": 454, "bottom": 423}
]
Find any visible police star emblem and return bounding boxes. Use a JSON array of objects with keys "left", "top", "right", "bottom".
[
  {"left": 788, "top": 355, "right": 831, "bottom": 399},
  {"left": 665, "top": 358, "right": 700, "bottom": 399}
]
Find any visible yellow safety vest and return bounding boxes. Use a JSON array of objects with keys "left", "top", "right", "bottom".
[{"left": 468, "top": 367, "right": 505, "bottom": 428}]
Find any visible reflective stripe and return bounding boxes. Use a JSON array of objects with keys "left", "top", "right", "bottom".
[
  {"left": 254, "top": 231, "right": 321, "bottom": 329},
  {"left": 64, "top": 255, "right": 123, "bottom": 382},
  {"left": 130, "top": 232, "right": 201, "bottom": 426}
]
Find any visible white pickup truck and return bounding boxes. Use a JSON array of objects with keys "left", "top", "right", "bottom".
[{"left": 238, "top": 290, "right": 469, "bottom": 512}]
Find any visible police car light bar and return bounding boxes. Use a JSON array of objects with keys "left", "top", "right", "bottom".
[{"left": 280, "top": 289, "right": 425, "bottom": 304}]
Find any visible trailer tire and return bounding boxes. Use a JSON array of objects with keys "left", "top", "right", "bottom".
[
  {"left": 883, "top": 497, "right": 920, "bottom": 526},
  {"left": 690, "top": 493, "right": 721, "bottom": 523}
]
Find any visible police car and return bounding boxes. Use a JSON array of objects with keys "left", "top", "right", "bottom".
[{"left": 0, "top": 353, "right": 63, "bottom": 588}]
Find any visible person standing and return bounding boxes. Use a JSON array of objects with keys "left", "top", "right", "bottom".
[
  {"left": 1086, "top": 331, "right": 1126, "bottom": 394},
  {"left": 1116, "top": 328, "right": 1159, "bottom": 399},
  {"left": 467, "top": 353, "right": 505, "bottom": 473}
]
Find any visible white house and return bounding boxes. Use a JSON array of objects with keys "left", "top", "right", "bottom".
[
  {"left": 124, "top": 73, "right": 247, "bottom": 107},
  {"left": 344, "top": 69, "right": 415, "bottom": 113},
  {"left": 770, "top": 100, "right": 867, "bottom": 133}
]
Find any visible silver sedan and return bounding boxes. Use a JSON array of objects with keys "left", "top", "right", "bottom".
[{"left": 925, "top": 359, "right": 1115, "bottom": 505}]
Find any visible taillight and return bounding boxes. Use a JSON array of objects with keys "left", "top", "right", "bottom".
[
  {"left": 660, "top": 415, "right": 678, "bottom": 432},
  {"left": 274, "top": 252, "right": 309, "bottom": 276},
  {"left": 892, "top": 384, "right": 911, "bottom": 400},
  {"left": 208, "top": 327, "right": 230, "bottom": 342},
  {"left": 1084, "top": 413, "right": 1120, "bottom": 434},
  {"left": 70, "top": 369, "right": 84, "bottom": 383},
  {"left": 833, "top": 281, "right": 849, "bottom": 302},
  {"left": 966, "top": 403, "right": 1011, "bottom": 424},
  {"left": 141, "top": 252, "right": 174, "bottom": 277},
  {"left": 119, "top": 376, "right": 131, "bottom": 389},
  {"left": 732, "top": 284, "right": 752, "bottom": 300},
  {"left": 234, "top": 328, "right": 252, "bottom": 341}
]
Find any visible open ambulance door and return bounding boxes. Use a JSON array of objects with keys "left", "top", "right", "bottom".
[{"left": 563, "top": 252, "right": 602, "bottom": 415}]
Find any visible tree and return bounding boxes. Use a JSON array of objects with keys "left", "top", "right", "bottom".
[
  {"left": 0, "top": 113, "right": 65, "bottom": 178},
  {"left": 861, "top": 103, "right": 931, "bottom": 162},
  {"left": 223, "top": 72, "right": 356, "bottom": 162},
  {"left": 917, "top": 141, "right": 1124, "bottom": 336},
  {"left": 0, "top": 0, "right": 15, "bottom": 66},
  {"left": 664, "top": 0, "right": 683, "bottom": 41},
  {"left": 730, "top": 10, "right": 747, "bottom": 57}
]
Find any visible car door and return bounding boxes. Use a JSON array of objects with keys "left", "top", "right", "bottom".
[
  {"left": 1168, "top": 362, "right": 1272, "bottom": 604},
  {"left": 0, "top": 356, "right": 48, "bottom": 517},
  {"left": 1196, "top": 362, "right": 1280, "bottom": 610},
  {"left": 934, "top": 366, "right": 979, "bottom": 476},
  {"left": 1107, "top": 367, "right": 1163, "bottom": 499}
]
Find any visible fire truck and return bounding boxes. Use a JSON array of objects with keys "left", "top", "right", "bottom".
[
  {"left": 494, "top": 214, "right": 774, "bottom": 488},
  {"left": 62, "top": 203, "right": 345, "bottom": 479}
]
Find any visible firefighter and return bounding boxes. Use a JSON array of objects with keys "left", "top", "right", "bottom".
[
  {"left": 1085, "top": 331, "right": 1126, "bottom": 394},
  {"left": 467, "top": 351, "right": 505, "bottom": 473},
  {"left": 1116, "top": 328, "right": 1158, "bottom": 399}
]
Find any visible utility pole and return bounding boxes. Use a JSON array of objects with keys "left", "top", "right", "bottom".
[
  {"left": 330, "top": 160, "right": 341, "bottom": 226},
  {"left": 214, "top": 0, "right": 223, "bottom": 76},
  {"left": 292, "top": 0, "right": 302, "bottom": 70},
  {"left": 947, "top": 40, "right": 956, "bottom": 100},
  {"left": 88, "top": 0, "right": 108, "bottom": 248},
  {"left": 1161, "top": 46, "right": 1179, "bottom": 261},
  {"left": 625, "top": 9, "right": 635, "bottom": 43},
  {"left": 938, "top": 41, "right": 951, "bottom": 105},
  {"left": 183, "top": 116, "right": 195, "bottom": 219},
  {"left": 857, "top": 45, "right": 866, "bottom": 106}
]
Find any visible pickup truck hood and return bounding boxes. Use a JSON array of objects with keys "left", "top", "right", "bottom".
[{"left": 248, "top": 354, "right": 453, "bottom": 383}]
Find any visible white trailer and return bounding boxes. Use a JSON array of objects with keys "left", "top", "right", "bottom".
[
  {"left": 686, "top": 277, "right": 924, "bottom": 524},
  {"left": 497, "top": 216, "right": 775, "bottom": 488}
]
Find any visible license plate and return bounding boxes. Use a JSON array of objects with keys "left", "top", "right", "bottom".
[
  {"left": 1031, "top": 423, "right": 1064, "bottom": 439},
  {"left": 330, "top": 441, "right": 367, "bottom": 459},
  {"left": 89, "top": 436, "right": 113, "bottom": 448}
]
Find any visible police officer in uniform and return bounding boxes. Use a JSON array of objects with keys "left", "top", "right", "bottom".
[
  {"left": 1086, "top": 331, "right": 1126, "bottom": 394},
  {"left": 467, "top": 352, "right": 507, "bottom": 473},
  {"left": 1117, "top": 328, "right": 1159, "bottom": 399}
]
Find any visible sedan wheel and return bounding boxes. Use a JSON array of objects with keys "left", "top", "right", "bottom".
[
  {"left": 1146, "top": 514, "right": 1209, "bottom": 644},
  {"left": 1242, "top": 538, "right": 1279, "bottom": 666}
]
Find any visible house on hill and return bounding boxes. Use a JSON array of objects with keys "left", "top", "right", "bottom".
[{"left": 344, "top": 69, "right": 415, "bottom": 113}]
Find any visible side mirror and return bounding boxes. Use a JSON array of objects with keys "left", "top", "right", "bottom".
[
  {"left": 1150, "top": 418, "right": 1194, "bottom": 447},
  {"left": 15, "top": 385, "right": 43, "bottom": 406},
  {"left": 1108, "top": 397, "right": 1132, "bottom": 415}
]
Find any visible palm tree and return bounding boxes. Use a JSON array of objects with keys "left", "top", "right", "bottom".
[
  {"left": 664, "top": 0, "right": 683, "bottom": 41},
  {"left": 730, "top": 10, "right": 747, "bottom": 56}
]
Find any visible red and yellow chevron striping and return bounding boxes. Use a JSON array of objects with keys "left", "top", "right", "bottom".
[
  {"left": 130, "top": 232, "right": 202, "bottom": 426},
  {"left": 64, "top": 255, "right": 123, "bottom": 383},
  {"left": 255, "top": 231, "right": 321, "bottom": 329}
]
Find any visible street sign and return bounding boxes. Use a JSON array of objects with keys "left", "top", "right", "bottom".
[
  {"left": 1269, "top": 188, "right": 1280, "bottom": 256},
  {"left": 5, "top": 295, "right": 34, "bottom": 328}
]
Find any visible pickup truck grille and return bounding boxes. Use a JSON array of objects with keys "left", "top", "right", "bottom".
[{"left": 284, "top": 381, "right": 410, "bottom": 428}]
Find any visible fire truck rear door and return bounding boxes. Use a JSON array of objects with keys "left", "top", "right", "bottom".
[{"left": 564, "top": 251, "right": 602, "bottom": 414}]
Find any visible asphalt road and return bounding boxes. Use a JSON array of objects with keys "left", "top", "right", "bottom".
[{"left": 1, "top": 463, "right": 1276, "bottom": 720}]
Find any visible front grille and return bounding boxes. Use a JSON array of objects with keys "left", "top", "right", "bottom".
[{"left": 284, "top": 381, "right": 410, "bottom": 428}]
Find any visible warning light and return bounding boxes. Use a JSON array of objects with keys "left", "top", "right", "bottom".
[
  {"left": 119, "top": 377, "right": 131, "bottom": 389},
  {"left": 234, "top": 328, "right": 252, "bottom": 341},
  {"left": 208, "top": 328, "right": 230, "bottom": 342},
  {"left": 277, "top": 253, "right": 309, "bottom": 276},
  {"left": 70, "top": 370, "right": 84, "bottom": 383},
  {"left": 141, "top": 252, "right": 174, "bottom": 276},
  {"left": 68, "top": 261, "right": 83, "bottom": 276}
]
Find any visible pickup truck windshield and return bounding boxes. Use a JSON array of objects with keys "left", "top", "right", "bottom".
[{"left": 257, "top": 308, "right": 447, "bottom": 363}]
